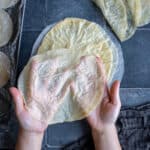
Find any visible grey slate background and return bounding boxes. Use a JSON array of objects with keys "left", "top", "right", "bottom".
[{"left": 17, "top": 0, "right": 150, "bottom": 149}]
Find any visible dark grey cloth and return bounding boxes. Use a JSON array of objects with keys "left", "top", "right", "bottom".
[
  {"left": 64, "top": 104, "right": 150, "bottom": 150},
  {"left": 118, "top": 104, "right": 150, "bottom": 150}
]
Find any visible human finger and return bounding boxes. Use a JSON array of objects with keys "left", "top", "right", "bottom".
[
  {"left": 110, "top": 80, "right": 121, "bottom": 105},
  {"left": 9, "top": 87, "right": 25, "bottom": 115}
]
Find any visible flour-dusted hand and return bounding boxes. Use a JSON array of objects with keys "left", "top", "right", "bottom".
[
  {"left": 10, "top": 87, "right": 48, "bottom": 133},
  {"left": 87, "top": 81, "right": 122, "bottom": 150},
  {"left": 10, "top": 59, "right": 62, "bottom": 132},
  {"left": 25, "top": 59, "right": 65, "bottom": 123},
  {"left": 87, "top": 80, "right": 121, "bottom": 132},
  {"left": 10, "top": 87, "right": 47, "bottom": 150}
]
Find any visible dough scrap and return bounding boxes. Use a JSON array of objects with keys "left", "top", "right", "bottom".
[
  {"left": 0, "top": 10, "right": 13, "bottom": 47},
  {"left": 127, "top": 0, "right": 150, "bottom": 27},
  {"left": 137, "top": 0, "right": 150, "bottom": 27},
  {"left": 0, "top": 0, "right": 19, "bottom": 9},
  {"left": 126, "top": 0, "right": 142, "bottom": 26}
]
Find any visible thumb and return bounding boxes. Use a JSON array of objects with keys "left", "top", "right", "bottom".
[
  {"left": 110, "top": 80, "right": 121, "bottom": 105},
  {"left": 9, "top": 87, "right": 25, "bottom": 115}
]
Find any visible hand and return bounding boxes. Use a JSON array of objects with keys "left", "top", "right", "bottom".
[
  {"left": 87, "top": 80, "right": 121, "bottom": 132},
  {"left": 9, "top": 59, "right": 62, "bottom": 133},
  {"left": 9, "top": 87, "right": 48, "bottom": 133}
]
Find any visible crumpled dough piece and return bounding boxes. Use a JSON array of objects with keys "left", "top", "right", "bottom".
[
  {"left": 127, "top": 0, "right": 150, "bottom": 27},
  {"left": 0, "top": 52, "right": 10, "bottom": 88},
  {"left": 126, "top": 0, "right": 142, "bottom": 26},
  {"left": 0, "top": 0, "right": 19, "bottom": 9},
  {"left": 37, "top": 18, "right": 118, "bottom": 82},
  {"left": 138, "top": 0, "right": 150, "bottom": 26},
  {"left": 93, "top": 0, "right": 136, "bottom": 41},
  {"left": 18, "top": 49, "right": 106, "bottom": 124},
  {"left": 0, "top": 10, "right": 13, "bottom": 47}
]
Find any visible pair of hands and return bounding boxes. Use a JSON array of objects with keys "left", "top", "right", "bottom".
[{"left": 10, "top": 80, "right": 121, "bottom": 134}]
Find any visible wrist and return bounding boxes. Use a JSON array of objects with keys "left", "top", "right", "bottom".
[
  {"left": 19, "top": 127, "right": 44, "bottom": 141},
  {"left": 91, "top": 124, "right": 116, "bottom": 136},
  {"left": 91, "top": 124, "right": 121, "bottom": 150},
  {"left": 16, "top": 127, "right": 44, "bottom": 150}
]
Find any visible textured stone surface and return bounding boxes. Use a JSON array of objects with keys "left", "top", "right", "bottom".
[
  {"left": 18, "top": 31, "right": 40, "bottom": 73},
  {"left": 121, "top": 30, "right": 150, "bottom": 88},
  {"left": 120, "top": 88, "right": 150, "bottom": 107},
  {"left": 45, "top": 0, "right": 105, "bottom": 26},
  {"left": 23, "top": 0, "right": 46, "bottom": 30}
]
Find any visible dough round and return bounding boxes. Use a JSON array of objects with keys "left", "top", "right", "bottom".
[
  {"left": 0, "top": 10, "right": 13, "bottom": 47},
  {"left": 0, "top": 52, "right": 10, "bottom": 88},
  {"left": 18, "top": 49, "right": 106, "bottom": 124},
  {"left": 37, "top": 18, "right": 119, "bottom": 83},
  {"left": 19, "top": 18, "right": 124, "bottom": 125},
  {"left": 93, "top": 0, "right": 136, "bottom": 41},
  {"left": 0, "top": 0, "right": 19, "bottom": 9}
]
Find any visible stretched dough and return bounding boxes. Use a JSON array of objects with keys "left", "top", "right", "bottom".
[
  {"left": 18, "top": 49, "right": 106, "bottom": 124},
  {"left": 37, "top": 18, "right": 119, "bottom": 83}
]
